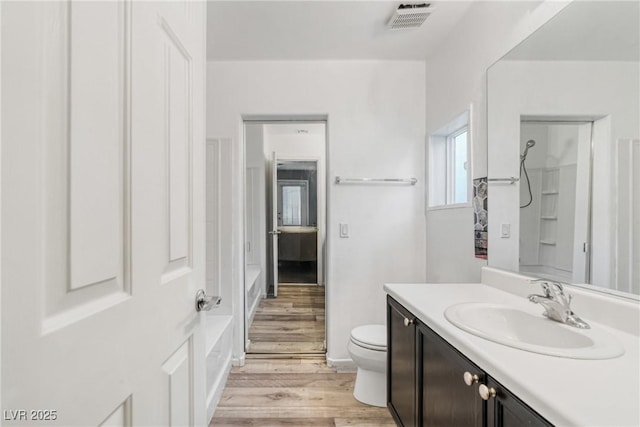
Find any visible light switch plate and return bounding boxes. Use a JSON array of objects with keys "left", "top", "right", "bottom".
[
  {"left": 339, "top": 223, "right": 349, "bottom": 238},
  {"left": 500, "top": 223, "right": 511, "bottom": 238}
]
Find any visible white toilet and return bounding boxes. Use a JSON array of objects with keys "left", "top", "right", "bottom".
[{"left": 348, "top": 324, "right": 387, "bottom": 407}]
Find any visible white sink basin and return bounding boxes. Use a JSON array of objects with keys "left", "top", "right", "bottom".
[{"left": 444, "top": 302, "right": 625, "bottom": 359}]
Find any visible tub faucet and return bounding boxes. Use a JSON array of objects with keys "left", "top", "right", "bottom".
[{"left": 527, "top": 279, "right": 590, "bottom": 329}]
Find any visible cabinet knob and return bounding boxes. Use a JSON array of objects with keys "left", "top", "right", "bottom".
[
  {"left": 478, "top": 384, "right": 497, "bottom": 400},
  {"left": 463, "top": 371, "right": 479, "bottom": 386},
  {"left": 403, "top": 317, "right": 414, "bottom": 327}
]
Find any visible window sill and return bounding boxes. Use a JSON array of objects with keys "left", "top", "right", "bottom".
[{"left": 427, "top": 203, "right": 472, "bottom": 211}]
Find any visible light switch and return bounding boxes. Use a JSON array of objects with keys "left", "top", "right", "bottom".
[
  {"left": 500, "top": 223, "right": 511, "bottom": 238},
  {"left": 339, "top": 223, "right": 349, "bottom": 238}
]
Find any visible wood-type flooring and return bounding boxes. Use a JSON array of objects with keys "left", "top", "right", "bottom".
[
  {"left": 210, "top": 285, "right": 394, "bottom": 426},
  {"left": 210, "top": 358, "right": 395, "bottom": 427},
  {"left": 248, "top": 284, "right": 325, "bottom": 354}
]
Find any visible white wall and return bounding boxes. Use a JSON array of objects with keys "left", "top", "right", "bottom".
[
  {"left": 487, "top": 60, "right": 640, "bottom": 290},
  {"left": 264, "top": 125, "right": 327, "bottom": 286},
  {"left": 207, "top": 60, "right": 426, "bottom": 361},
  {"left": 424, "top": 1, "right": 569, "bottom": 283}
]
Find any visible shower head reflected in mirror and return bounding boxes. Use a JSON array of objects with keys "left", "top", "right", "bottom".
[
  {"left": 521, "top": 139, "right": 536, "bottom": 160},
  {"left": 520, "top": 139, "right": 536, "bottom": 208}
]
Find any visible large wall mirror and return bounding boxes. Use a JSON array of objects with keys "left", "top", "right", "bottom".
[{"left": 487, "top": 0, "right": 639, "bottom": 298}]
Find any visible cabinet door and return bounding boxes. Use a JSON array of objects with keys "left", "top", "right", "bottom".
[
  {"left": 419, "top": 322, "right": 484, "bottom": 427},
  {"left": 485, "top": 377, "right": 552, "bottom": 427},
  {"left": 387, "top": 296, "right": 417, "bottom": 427}
]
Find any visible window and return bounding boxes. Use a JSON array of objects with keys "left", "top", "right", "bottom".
[
  {"left": 282, "top": 185, "right": 302, "bottom": 225},
  {"left": 277, "top": 180, "right": 309, "bottom": 226},
  {"left": 429, "top": 110, "right": 471, "bottom": 208},
  {"left": 448, "top": 128, "right": 469, "bottom": 205}
]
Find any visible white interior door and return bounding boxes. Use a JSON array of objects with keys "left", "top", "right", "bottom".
[
  {"left": 270, "top": 152, "right": 280, "bottom": 297},
  {"left": 1, "top": 1, "right": 207, "bottom": 426}
]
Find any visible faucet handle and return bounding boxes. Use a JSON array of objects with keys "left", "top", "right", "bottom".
[
  {"left": 529, "top": 278, "right": 552, "bottom": 297},
  {"left": 548, "top": 281, "right": 564, "bottom": 292},
  {"left": 530, "top": 278, "right": 567, "bottom": 297}
]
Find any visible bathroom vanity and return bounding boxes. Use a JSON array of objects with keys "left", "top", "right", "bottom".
[
  {"left": 388, "top": 296, "right": 550, "bottom": 427},
  {"left": 385, "top": 269, "right": 640, "bottom": 427}
]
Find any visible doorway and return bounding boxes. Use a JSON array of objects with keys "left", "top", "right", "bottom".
[
  {"left": 518, "top": 120, "right": 592, "bottom": 283},
  {"left": 275, "top": 161, "right": 318, "bottom": 287},
  {"left": 243, "top": 120, "right": 327, "bottom": 355}
]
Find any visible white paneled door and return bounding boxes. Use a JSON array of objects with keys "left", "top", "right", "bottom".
[
  {"left": 270, "top": 152, "right": 280, "bottom": 297},
  {"left": 1, "top": 1, "right": 207, "bottom": 426}
]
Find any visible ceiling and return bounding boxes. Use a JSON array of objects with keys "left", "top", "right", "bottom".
[{"left": 206, "top": 1, "right": 475, "bottom": 60}]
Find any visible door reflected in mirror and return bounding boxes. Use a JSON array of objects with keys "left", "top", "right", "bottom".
[{"left": 519, "top": 121, "right": 591, "bottom": 284}]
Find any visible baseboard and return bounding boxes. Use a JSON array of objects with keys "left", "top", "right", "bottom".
[
  {"left": 247, "top": 292, "right": 261, "bottom": 326},
  {"left": 246, "top": 352, "right": 325, "bottom": 359},
  {"left": 326, "top": 356, "right": 356, "bottom": 372},
  {"left": 232, "top": 353, "right": 246, "bottom": 367}
]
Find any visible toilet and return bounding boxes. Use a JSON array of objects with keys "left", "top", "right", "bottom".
[{"left": 348, "top": 324, "right": 387, "bottom": 407}]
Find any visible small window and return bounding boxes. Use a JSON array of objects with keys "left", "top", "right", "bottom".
[
  {"left": 448, "top": 127, "right": 469, "bottom": 205},
  {"left": 429, "top": 111, "right": 471, "bottom": 208}
]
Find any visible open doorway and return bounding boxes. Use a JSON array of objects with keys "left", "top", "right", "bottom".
[
  {"left": 518, "top": 120, "right": 593, "bottom": 284},
  {"left": 243, "top": 120, "right": 327, "bottom": 355},
  {"left": 275, "top": 160, "right": 319, "bottom": 287}
]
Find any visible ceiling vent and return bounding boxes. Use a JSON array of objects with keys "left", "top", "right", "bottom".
[{"left": 387, "top": 3, "right": 434, "bottom": 30}]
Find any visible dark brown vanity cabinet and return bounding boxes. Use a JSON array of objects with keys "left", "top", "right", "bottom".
[
  {"left": 484, "top": 376, "right": 552, "bottom": 427},
  {"left": 419, "top": 322, "right": 484, "bottom": 427},
  {"left": 387, "top": 296, "right": 418, "bottom": 427},
  {"left": 387, "top": 296, "right": 552, "bottom": 427}
]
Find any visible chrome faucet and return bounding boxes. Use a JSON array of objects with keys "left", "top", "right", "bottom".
[{"left": 527, "top": 279, "right": 590, "bottom": 329}]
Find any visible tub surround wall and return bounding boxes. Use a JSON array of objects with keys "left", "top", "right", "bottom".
[
  {"left": 204, "top": 137, "right": 235, "bottom": 414},
  {"left": 244, "top": 123, "right": 267, "bottom": 334},
  {"left": 205, "top": 315, "right": 233, "bottom": 421},
  {"left": 207, "top": 61, "right": 427, "bottom": 362}
]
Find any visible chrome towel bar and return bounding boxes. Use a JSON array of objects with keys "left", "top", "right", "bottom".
[
  {"left": 335, "top": 176, "right": 417, "bottom": 185},
  {"left": 487, "top": 177, "right": 519, "bottom": 185}
]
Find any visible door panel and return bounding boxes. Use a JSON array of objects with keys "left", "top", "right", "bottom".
[
  {"left": 420, "top": 322, "right": 484, "bottom": 427},
  {"left": 1, "top": 1, "right": 207, "bottom": 425},
  {"left": 271, "top": 152, "right": 279, "bottom": 296},
  {"left": 162, "top": 338, "right": 194, "bottom": 427},
  {"left": 68, "top": 1, "right": 128, "bottom": 291},
  {"left": 387, "top": 297, "right": 417, "bottom": 427},
  {"left": 163, "top": 16, "right": 192, "bottom": 267}
]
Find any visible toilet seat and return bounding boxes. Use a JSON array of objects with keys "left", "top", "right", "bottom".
[{"left": 350, "top": 324, "right": 386, "bottom": 351}]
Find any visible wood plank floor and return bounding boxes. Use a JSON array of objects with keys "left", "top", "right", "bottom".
[
  {"left": 248, "top": 284, "right": 325, "bottom": 354},
  {"left": 210, "top": 358, "right": 395, "bottom": 427}
]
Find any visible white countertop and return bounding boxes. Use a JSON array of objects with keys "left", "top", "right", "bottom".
[{"left": 384, "top": 282, "right": 640, "bottom": 427}]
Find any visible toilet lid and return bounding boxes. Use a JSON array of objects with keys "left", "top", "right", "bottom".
[{"left": 351, "top": 324, "right": 387, "bottom": 351}]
